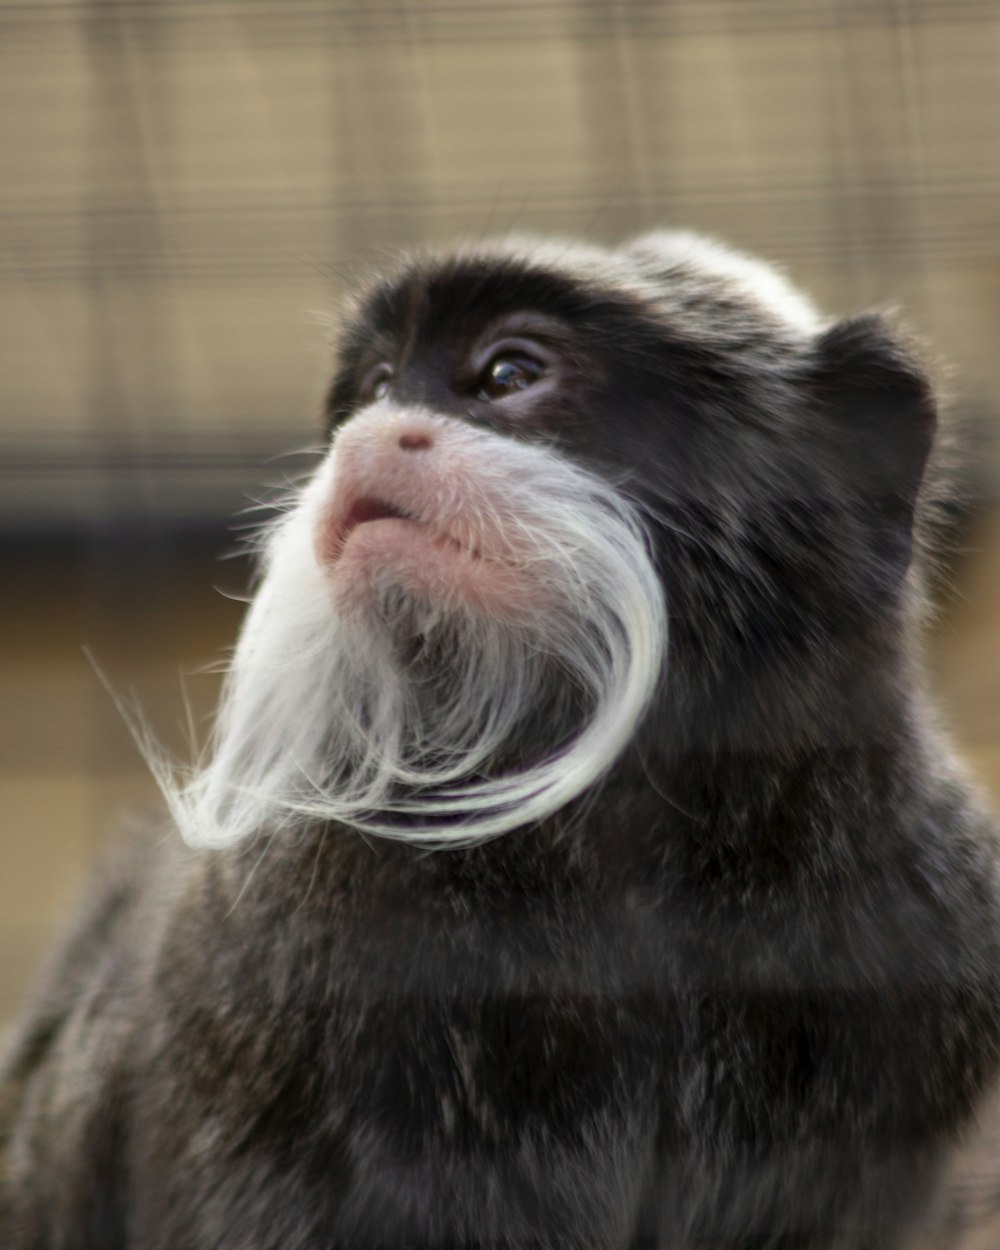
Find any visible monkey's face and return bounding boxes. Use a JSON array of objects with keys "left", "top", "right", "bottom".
[{"left": 167, "top": 234, "right": 935, "bottom": 850}]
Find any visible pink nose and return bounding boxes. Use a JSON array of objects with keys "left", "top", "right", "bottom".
[{"left": 398, "top": 430, "right": 433, "bottom": 452}]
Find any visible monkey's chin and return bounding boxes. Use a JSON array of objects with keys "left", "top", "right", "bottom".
[{"left": 330, "top": 518, "right": 538, "bottom": 624}]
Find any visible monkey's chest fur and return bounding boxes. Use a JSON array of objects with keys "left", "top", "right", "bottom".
[{"left": 65, "top": 791, "right": 993, "bottom": 1250}]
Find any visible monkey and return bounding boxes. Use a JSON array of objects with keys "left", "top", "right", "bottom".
[{"left": 2, "top": 230, "right": 1000, "bottom": 1250}]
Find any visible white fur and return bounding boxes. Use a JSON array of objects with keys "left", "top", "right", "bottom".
[
  {"left": 626, "top": 230, "right": 823, "bottom": 334},
  {"left": 156, "top": 408, "right": 667, "bottom": 849}
]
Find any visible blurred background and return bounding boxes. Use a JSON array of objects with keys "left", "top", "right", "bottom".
[{"left": 2, "top": 0, "right": 1000, "bottom": 1025}]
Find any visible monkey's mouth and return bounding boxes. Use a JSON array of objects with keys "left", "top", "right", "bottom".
[
  {"left": 316, "top": 490, "right": 541, "bottom": 621},
  {"left": 343, "top": 495, "right": 414, "bottom": 536},
  {"left": 324, "top": 494, "right": 478, "bottom": 566}
]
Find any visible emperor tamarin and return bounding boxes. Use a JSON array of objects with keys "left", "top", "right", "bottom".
[{"left": 3, "top": 231, "right": 1000, "bottom": 1249}]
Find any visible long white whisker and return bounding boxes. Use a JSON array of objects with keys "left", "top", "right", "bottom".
[{"left": 145, "top": 416, "right": 668, "bottom": 851}]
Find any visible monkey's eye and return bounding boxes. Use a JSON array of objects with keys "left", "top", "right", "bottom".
[
  {"left": 359, "top": 364, "right": 393, "bottom": 405},
  {"left": 477, "top": 352, "right": 545, "bottom": 401}
]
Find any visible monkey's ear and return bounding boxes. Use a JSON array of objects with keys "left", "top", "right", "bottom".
[{"left": 810, "top": 312, "right": 936, "bottom": 522}]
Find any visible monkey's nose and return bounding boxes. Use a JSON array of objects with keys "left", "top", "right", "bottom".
[{"left": 398, "top": 430, "right": 433, "bottom": 452}]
